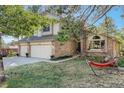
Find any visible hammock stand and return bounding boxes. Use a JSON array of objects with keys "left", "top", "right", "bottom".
[{"left": 86, "top": 58, "right": 119, "bottom": 76}]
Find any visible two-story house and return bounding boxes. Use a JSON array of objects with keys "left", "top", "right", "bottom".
[
  {"left": 18, "top": 14, "right": 77, "bottom": 59},
  {"left": 18, "top": 14, "right": 121, "bottom": 59}
]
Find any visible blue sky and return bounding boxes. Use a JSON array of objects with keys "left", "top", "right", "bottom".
[
  {"left": 95, "top": 6, "right": 124, "bottom": 30},
  {"left": 3, "top": 6, "right": 124, "bottom": 44},
  {"left": 3, "top": 36, "right": 18, "bottom": 44},
  {"left": 108, "top": 7, "right": 124, "bottom": 29}
]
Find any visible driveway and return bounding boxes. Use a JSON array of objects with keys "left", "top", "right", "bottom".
[
  {"left": 3, "top": 55, "right": 79, "bottom": 69},
  {"left": 3, "top": 57, "right": 50, "bottom": 69}
]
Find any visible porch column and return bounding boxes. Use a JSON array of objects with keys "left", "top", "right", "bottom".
[
  {"left": 80, "top": 30, "right": 87, "bottom": 56},
  {"left": 29, "top": 44, "right": 31, "bottom": 57},
  {"left": 27, "top": 42, "right": 31, "bottom": 57},
  {"left": 18, "top": 44, "right": 21, "bottom": 55}
]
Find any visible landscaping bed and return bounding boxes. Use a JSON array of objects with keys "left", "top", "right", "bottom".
[
  {"left": 2, "top": 57, "right": 124, "bottom": 88},
  {"left": 50, "top": 55, "right": 72, "bottom": 61},
  {"left": 117, "top": 56, "right": 124, "bottom": 71},
  {"left": 118, "top": 56, "right": 124, "bottom": 67}
]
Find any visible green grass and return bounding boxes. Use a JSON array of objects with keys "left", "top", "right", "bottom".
[
  {"left": 118, "top": 56, "right": 124, "bottom": 67},
  {"left": 2, "top": 57, "right": 124, "bottom": 88},
  {"left": 4, "top": 58, "right": 91, "bottom": 88}
]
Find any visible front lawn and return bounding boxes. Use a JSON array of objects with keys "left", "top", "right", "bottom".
[{"left": 2, "top": 58, "right": 124, "bottom": 88}]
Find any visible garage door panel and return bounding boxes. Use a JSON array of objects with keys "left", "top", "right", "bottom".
[{"left": 31, "top": 45, "right": 52, "bottom": 59}]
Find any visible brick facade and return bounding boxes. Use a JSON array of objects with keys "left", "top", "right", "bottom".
[
  {"left": 19, "top": 40, "right": 78, "bottom": 59},
  {"left": 52, "top": 40, "right": 77, "bottom": 58},
  {"left": 82, "top": 35, "right": 121, "bottom": 57},
  {"left": 107, "top": 39, "right": 120, "bottom": 57}
]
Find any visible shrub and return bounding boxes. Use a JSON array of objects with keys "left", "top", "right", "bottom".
[
  {"left": 84, "top": 55, "right": 105, "bottom": 63},
  {"left": 56, "top": 31, "right": 70, "bottom": 42},
  {"left": 118, "top": 56, "right": 124, "bottom": 67},
  {"left": 50, "top": 55, "right": 72, "bottom": 61},
  {"left": 8, "top": 51, "right": 17, "bottom": 57}
]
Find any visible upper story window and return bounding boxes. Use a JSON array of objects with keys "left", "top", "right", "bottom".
[
  {"left": 92, "top": 36, "right": 100, "bottom": 39},
  {"left": 43, "top": 25, "right": 50, "bottom": 32},
  {"left": 88, "top": 35, "right": 105, "bottom": 50}
]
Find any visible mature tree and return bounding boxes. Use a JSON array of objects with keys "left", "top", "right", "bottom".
[
  {"left": 0, "top": 5, "right": 53, "bottom": 83},
  {"left": 0, "top": 5, "right": 53, "bottom": 38},
  {"left": 94, "top": 16, "right": 117, "bottom": 36},
  {"left": 57, "top": 18, "right": 82, "bottom": 42}
]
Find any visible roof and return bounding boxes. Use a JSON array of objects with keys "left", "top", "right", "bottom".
[{"left": 18, "top": 35, "right": 56, "bottom": 43}]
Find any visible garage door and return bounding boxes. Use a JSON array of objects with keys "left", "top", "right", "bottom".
[
  {"left": 31, "top": 45, "right": 52, "bottom": 59},
  {"left": 20, "top": 46, "right": 28, "bottom": 56}
]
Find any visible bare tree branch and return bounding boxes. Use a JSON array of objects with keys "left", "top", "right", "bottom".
[{"left": 92, "top": 5, "right": 113, "bottom": 25}]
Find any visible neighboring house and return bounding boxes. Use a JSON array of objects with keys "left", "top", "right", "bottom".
[
  {"left": 18, "top": 14, "right": 121, "bottom": 59},
  {"left": 81, "top": 34, "right": 121, "bottom": 57}
]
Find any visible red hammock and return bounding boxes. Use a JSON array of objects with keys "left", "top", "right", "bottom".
[
  {"left": 86, "top": 58, "right": 119, "bottom": 76},
  {"left": 88, "top": 59, "right": 116, "bottom": 68}
]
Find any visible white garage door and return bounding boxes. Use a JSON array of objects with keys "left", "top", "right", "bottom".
[
  {"left": 31, "top": 45, "right": 52, "bottom": 59},
  {"left": 20, "top": 46, "right": 28, "bottom": 56}
]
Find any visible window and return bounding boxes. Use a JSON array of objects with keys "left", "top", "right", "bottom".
[
  {"left": 43, "top": 25, "right": 50, "bottom": 32},
  {"left": 88, "top": 36, "right": 105, "bottom": 50},
  {"left": 93, "top": 36, "right": 100, "bottom": 39}
]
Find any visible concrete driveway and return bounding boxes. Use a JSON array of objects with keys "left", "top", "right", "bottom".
[
  {"left": 3, "top": 57, "right": 50, "bottom": 69},
  {"left": 3, "top": 55, "right": 79, "bottom": 70}
]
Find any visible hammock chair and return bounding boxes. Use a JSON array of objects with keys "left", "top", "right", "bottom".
[{"left": 86, "top": 57, "right": 119, "bottom": 76}]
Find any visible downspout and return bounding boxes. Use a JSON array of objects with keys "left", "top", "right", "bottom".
[{"left": 51, "top": 22, "right": 54, "bottom": 35}]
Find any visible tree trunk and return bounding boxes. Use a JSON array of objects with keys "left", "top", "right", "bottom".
[{"left": 0, "top": 58, "right": 5, "bottom": 83}]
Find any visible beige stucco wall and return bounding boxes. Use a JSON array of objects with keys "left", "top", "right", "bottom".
[
  {"left": 34, "top": 23, "right": 60, "bottom": 37},
  {"left": 53, "top": 23, "right": 61, "bottom": 35}
]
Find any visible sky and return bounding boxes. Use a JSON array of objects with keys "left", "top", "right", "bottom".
[
  {"left": 3, "top": 6, "right": 124, "bottom": 44},
  {"left": 95, "top": 6, "right": 124, "bottom": 30}
]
